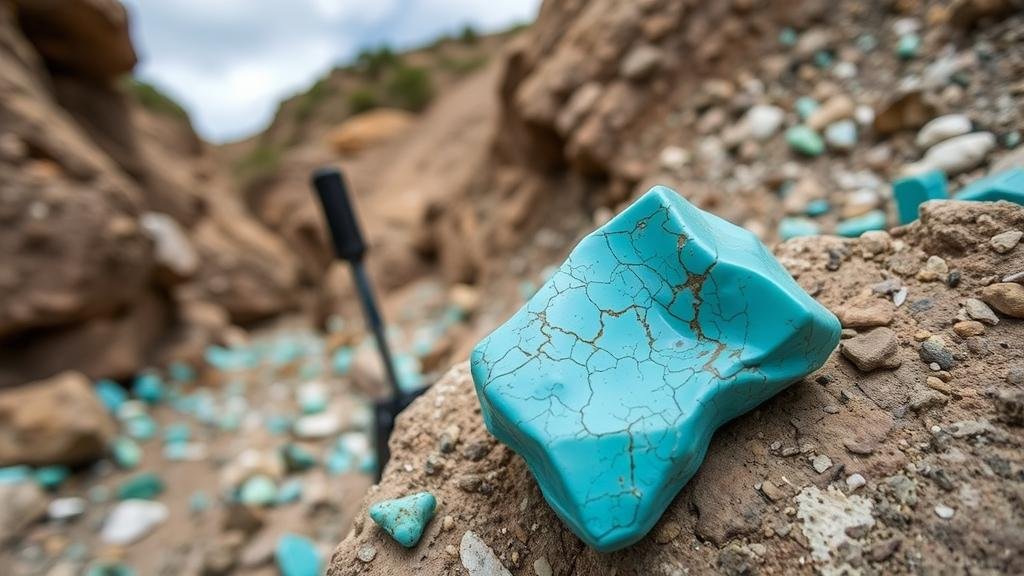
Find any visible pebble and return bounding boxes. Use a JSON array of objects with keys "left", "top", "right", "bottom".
[
  {"left": 534, "top": 557, "right": 554, "bottom": 576},
  {"left": 795, "top": 97, "right": 819, "bottom": 120},
  {"left": 953, "top": 320, "right": 985, "bottom": 337},
  {"left": 807, "top": 95, "right": 855, "bottom": 131},
  {"left": 786, "top": 125, "right": 825, "bottom": 156},
  {"left": 907, "top": 132, "right": 996, "bottom": 176},
  {"left": 846, "top": 474, "right": 866, "bottom": 491},
  {"left": 35, "top": 466, "right": 70, "bottom": 491},
  {"left": 131, "top": 373, "right": 165, "bottom": 405},
  {"left": 963, "top": 298, "right": 999, "bottom": 326},
  {"left": 743, "top": 105, "right": 786, "bottom": 140},
  {"left": 659, "top": 146, "right": 689, "bottom": 171},
  {"left": 117, "top": 472, "right": 165, "bottom": 500},
  {"left": 778, "top": 217, "right": 820, "bottom": 240},
  {"left": 368, "top": 491, "right": 437, "bottom": 547},
  {"left": 95, "top": 379, "right": 128, "bottom": 413},
  {"left": 919, "top": 337, "right": 956, "bottom": 370},
  {"left": 292, "top": 413, "right": 340, "bottom": 439},
  {"left": 981, "top": 283, "right": 1024, "bottom": 318},
  {"left": 460, "top": 530, "right": 512, "bottom": 576},
  {"left": 275, "top": 533, "right": 320, "bottom": 576},
  {"left": 896, "top": 34, "right": 920, "bottom": 60},
  {"left": 824, "top": 120, "right": 858, "bottom": 151},
  {"left": 915, "top": 114, "right": 972, "bottom": 149},
  {"left": 811, "top": 454, "right": 832, "bottom": 474},
  {"left": 101, "top": 500, "right": 168, "bottom": 545},
  {"left": 356, "top": 544, "right": 377, "bottom": 563},
  {"left": 239, "top": 475, "right": 278, "bottom": 507},
  {"left": 840, "top": 328, "right": 901, "bottom": 372},
  {"left": 989, "top": 230, "right": 1023, "bottom": 254},
  {"left": 838, "top": 298, "right": 895, "bottom": 328},
  {"left": 48, "top": 497, "right": 87, "bottom": 521},
  {"left": 934, "top": 504, "right": 955, "bottom": 519},
  {"left": 916, "top": 255, "right": 948, "bottom": 281}
]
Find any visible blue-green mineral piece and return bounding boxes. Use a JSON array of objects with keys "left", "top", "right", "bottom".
[
  {"left": 893, "top": 170, "right": 948, "bottom": 224},
  {"left": 470, "top": 186, "right": 840, "bottom": 551},
  {"left": 368, "top": 491, "right": 437, "bottom": 547},
  {"left": 954, "top": 168, "right": 1024, "bottom": 205},
  {"left": 275, "top": 533, "right": 320, "bottom": 576}
]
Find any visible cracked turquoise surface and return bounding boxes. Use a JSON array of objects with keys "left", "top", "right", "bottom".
[{"left": 470, "top": 186, "right": 840, "bottom": 552}]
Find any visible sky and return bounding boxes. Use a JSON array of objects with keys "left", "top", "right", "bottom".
[{"left": 121, "top": 0, "right": 541, "bottom": 143}]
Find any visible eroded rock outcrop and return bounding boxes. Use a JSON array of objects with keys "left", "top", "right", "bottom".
[{"left": 331, "top": 200, "right": 1023, "bottom": 575}]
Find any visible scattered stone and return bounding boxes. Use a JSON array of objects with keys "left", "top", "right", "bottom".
[
  {"left": 836, "top": 210, "right": 886, "bottom": 237},
  {"left": 824, "top": 120, "right": 857, "bottom": 151},
  {"left": 117, "top": 472, "right": 165, "bottom": 500},
  {"left": 934, "top": 504, "right": 955, "bottom": 519},
  {"left": 846, "top": 474, "right": 866, "bottom": 491},
  {"left": 760, "top": 480, "right": 785, "bottom": 501},
  {"left": 887, "top": 474, "right": 918, "bottom": 506},
  {"left": 994, "top": 390, "right": 1024, "bottom": 426},
  {"left": 0, "top": 480, "right": 46, "bottom": 543},
  {"left": 131, "top": 373, "right": 165, "bottom": 405},
  {"left": 293, "top": 413, "right": 341, "bottom": 439},
  {"left": 893, "top": 171, "right": 948, "bottom": 224},
  {"left": 926, "top": 376, "right": 954, "bottom": 396},
  {"left": 981, "top": 283, "right": 1024, "bottom": 318},
  {"left": 838, "top": 298, "right": 895, "bottom": 328},
  {"left": 915, "top": 114, "right": 972, "bottom": 149},
  {"left": 239, "top": 475, "right": 278, "bottom": 507},
  {"left": 795, "top": 486, "right": 874, "bottom": 562},
  {"left": 0, "top": 371, "right": 116, "bottom": 467},
  {"left": 910, "top": 388, "right": 948, "bottom": 413},
  {"left": 275, "top": 533, "right": 320, "bottom": 576},
  {"left": 48, "top": 497, "right": 87, "bottom": 521},
  {"left": 369, "top": 491, "right": 437, "bottom": 548},
  {"left": 356, "top": 544, "right": 377, "bottom": 563},
  {"left": 989, "top": 230, "right": 1022, "bottom": 254},
  {"left": 812, "top": 454, "right": 833, "bottom": 474},
  {"left": 533, "top": 557, "right": 554, "bottom": 576},
  {"left": 460, "top": 530, "right": 512, "bottom": 576},
  {"left": 907, "top": 132, "right": 996, "bottom": 176},
  {"left": 840, "top": 328, "right": 902, "bottom": 371},
  {"left": 111, "top": 437, "right": 142, "bottom": 470},
  {"left": 953, "top": 320, "right": 985, "bottom": 337},
  {"left": 653, "top": 520, "right": 681, "bottom": 544},
  {"left": 963, "top": 298, "right": 999, "bottom": 326},
  {"left": 807, "top": 95, "right": 855, "bottom": 131},
  {"left": 101, "top": 500, "right": 169, "bottom": 545},
  {"left": 955, "top": 168, "right": 1024, "bottom": 204},
  {"left": 916, "top": 256, "right": 948, "bottom": 281},
  {"left": 778, "top": 217, "right": 820, "bottom": 240},
  {"left": 786, "top": 125, "right": 825, "bottom": 156},
  {"left": 619, "top": 45, "right": 663, "bottom": 80},
  {"left": 947, "top": 420, "right": 990, "bottom": 438},
  {"left": 742, "top": 105, "right": 786, "bottom": 141}
]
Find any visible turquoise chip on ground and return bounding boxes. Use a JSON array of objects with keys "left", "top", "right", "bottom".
[
  {"left": 893, "top": 170, "right": 948, "bottom": 224},
  {"left": 132, "top": 373, "right": 165, "bottom": 405},
  {"left": 275, "top": 533, "right": 320, "bottom": 576},
  {"left": 117, "top": 472, "right": 165, "bottom": 500},
  {"left": 111, "top": 437, "right": 142, "bottom": 469},
  {"left": 368, "top": 491, "right": 437, "bottom": 548},
  {"left": 239, "top": 475, "right": 277, "bottom": 507},
  {"left": 470, "top": 186, "right": 840, "bottom": 551},
  {"left": 35, "top": 466, "right": 70, "bottom": 490},
  {"left": 95, "top": 379, "right": 128, "bottom": 413},
  {"left": 778, "top": 217, "right": 821, "bottom": 240},
  {"left": 836, "top": 210, "right": 887, "bottom": 237},
  {"left": 786, "top": 125, "right": 825, "bottom": 156}
]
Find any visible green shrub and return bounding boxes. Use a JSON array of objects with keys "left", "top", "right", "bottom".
[
  {"left": 123, "top": 78, "right": 189, "bottom": 121},
  {"left": 234, "top": 142, "right": 281, "bottom": 186},
  {"left": 295, "top": 78, "right": 332, "bottom": 122},
  {"left": 459, "top": 24, "right": 479, "bottom": 44},
  {"left": 385, "top": 66, "right": 434, "bottom": 112},
  {"left": 347, "top": 88, "right": 379, "bottom": 114},
  {"left": 356, "top": 46, "right": 399, "bottom": 79}
]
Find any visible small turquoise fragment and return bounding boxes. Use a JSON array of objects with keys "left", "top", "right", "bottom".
[
  {"left": 470, "top": 187, "right": 840, "bottom": 551},
  {"left": 836, "top": 210, "right": 888, "bottom": 237},
  {"left": 163, "top": 423, "right": 190, "bottom": 445},
  {"left": 85, "top": 562, "right": 137, "bottom": 576},
  {"left": 276, "top": 478, "right": 303, "bottom": 505},
  {"left": 0, "top": 465, "right": 32, "bottom": 485},
  {"left": 954, "top": 168, "right": 1024, "bottom": 205},
  {"left": 331, "top": 347, "right": 354, "bottom": 375},
  {"left": 95, "top": 379, "right": 127, "bottom": 413},
  {"left": 368, "top": 492, "right": 437, "bottom": 548},
  {"left": 795, "top": 97, "right": 819, "bottom": 120},
  {"left": 786, "top": 125, "right": 825, "bottom": 156},
  {"left": 132, "top": 373, "right": 165, "bottom": 405},
  {"left": 893, "top": 170, "right": 948, "bottom": 224},
  {"left": 778, "top": 27, "right": 798, "bottom": 47},
  {"left": 325, "top": 448, "right": 355, "bottom": 475},
  {"left": 168, "top": 361, "right": 196, "bottom": 383},
  {"left": 281, "top": 444, "right": 317, "bottom": 472},
  {"left": 117, "top": 472, "right": 165, "bottom": 500},
  {"left": 805, "top": 198, "right": 830, "bottom": 216},
  {"left": 34, "top": 466, "right": 70, "bottom": 490},
  {"left": 778, "top": 217, "right": 821, "bottom": 240},
  {"left": 813, "top": 50, "right": 833, "bottom": 68},
  {"left": 123, "top": 414, "right": 158, "bottom": 441},
  {"left": 189, "top": 491, "right": 210, "bottom": 514},
  {"left": 111, "top": 437, "right": 142, "bottom": 469},
  {"left": 276, "top": 533, "right": 320, "bottom": 576},
  {"left": 896, "top": 34, "right": 920, "bottom": 60},
  {"left": 239, "top": 475, "right": 277, "bottom": 506}
]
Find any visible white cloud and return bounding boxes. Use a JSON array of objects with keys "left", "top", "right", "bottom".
[{"left": 122, "top": 0, "right": 540, "bottom": 142}]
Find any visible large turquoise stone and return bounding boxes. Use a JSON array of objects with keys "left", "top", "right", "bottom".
[
  {"left": 470, "top": 186, "right": 840, "bottom": 551},
  {"left": 954, "top": 168, "right": 1024, "bottom": 205},
  {"left": 893, "top": 170, "right": 948, "bottom": 224}
]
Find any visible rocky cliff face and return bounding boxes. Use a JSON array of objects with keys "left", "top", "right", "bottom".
[
  {"left": 330, "top": 200, "right": 1024, "bottom": 575},
  {"left": 0, "top": 0, "right": 300, "bottom": 387}
]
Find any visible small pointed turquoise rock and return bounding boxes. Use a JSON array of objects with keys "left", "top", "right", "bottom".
[
  {"left": 111, "top": 437, "right": 142, "bottom": 469},
  {"left": 132, "top": 373, "right": 165, "bottom": 405},
  {"left": 470, "top": 186, "right": 840, "bottom": 551},
  {"left": 786, "top": 125, "right": 825, "bottom": 156},
  {"left": 954, "top": 168, "right": 1024, "bottom": 205},
  {"left": 117, "top": 472, "right": 165, "bottom": 500},
  {"left": 275, "top": 533, "right": 320, "bottom": 576},
  {"left": 95, "top": 379, "right": 128, "bottom": 413},
  {"left": 836, "top": 210, "right": 887, "bottom": 237},
  {"left": 893, "top": 170, "right": 948, "bottom": 224},
  {"left": 368, "top": 492, "right": 437, "bottom": 547}
]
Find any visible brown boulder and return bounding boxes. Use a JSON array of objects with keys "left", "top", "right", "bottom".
[
  {"left": 14, "top": 0, "right": 136, "bottom": 81},
  {"left": 326, "top": 108, "right": 415, "bottom": 155},
  {"left": 0, "top": 371, "right": 116, "bottom": 466}
]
